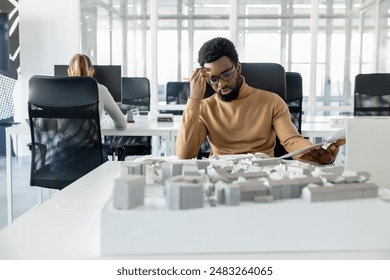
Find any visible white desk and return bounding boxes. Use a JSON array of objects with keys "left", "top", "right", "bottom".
[
  {"left": 301, "top": 115, "right": 349, "bottom": 139},
  {"left": 5, "top": 121, "right": 181, "bottom": 224},
  {"left": 4, "top": 117, "right": 343, "bottom": 225},
  {"left": 1, "top": 161, "right": 390, "bottom": 259},
  {"left": 102, "top": 120, "right": 181, "bottom": 156},
  {"left": 301, "top": 122, "right": 340, "bottom": 138}
]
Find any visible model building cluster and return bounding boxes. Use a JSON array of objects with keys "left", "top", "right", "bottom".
[{"left": 113, "top": 153, "right": 378, "bottom": 210}]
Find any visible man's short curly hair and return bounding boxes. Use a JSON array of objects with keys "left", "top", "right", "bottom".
[{"left": 198, "top": 37, "right": 239, "bottom": 66}]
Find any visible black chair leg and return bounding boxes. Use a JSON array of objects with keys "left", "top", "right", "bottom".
[{"left": 112, "top": 145, "right": 126, "bottom": 161}]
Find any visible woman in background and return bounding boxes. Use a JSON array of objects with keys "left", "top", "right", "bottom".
[
  {"left": 49, "top": 54, "right": 126, "bottom": 177},
  {"left": 67, "top": 53, "right": 126, "bottom": 130}
]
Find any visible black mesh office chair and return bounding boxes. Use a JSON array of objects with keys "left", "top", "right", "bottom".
[
  {"left": 104, "top": 77, "right": 152, "bottom": 160},
  {"left": 241, "top": 63, "right": 290, "bottom": 158},
  {"left": 195, "top": 83, "right": 215, "bottom": 159},
  {"left": 285, "top": 72, "right": 303, "bottom": 133},
  {"left": 28, "top": 75, "right": 104, "bottom": 190},
  {"left": 274, "top": 71, "right": 304, "bottom": 157},
  {"left": 354, "top": 73, "right": 390, "bottom": 116},
  {"left": 241, "top": 62, "right": 287, "bottom": 100},
  {"left": 241, "top": 62, "right": 287, "bottom": 157}
]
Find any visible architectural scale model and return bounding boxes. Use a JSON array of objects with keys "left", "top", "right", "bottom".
[
  {"left": 100, "top": 153, "right": 388, "bottom": 256},
  {"left": 113, "top": 153, "right": 379, "bottom": 210}
]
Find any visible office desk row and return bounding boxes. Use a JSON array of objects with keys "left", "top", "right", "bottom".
[
  {"left": 4, "top": 116, "right": 341, "bottom": 224},
  {"left": 5, "top": 121, "right": 181, "bottom": 224},
  {"left": 0, "top": 161, "right": 389, "bottom": 259}
]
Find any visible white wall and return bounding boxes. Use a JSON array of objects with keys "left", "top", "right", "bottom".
[
  {"left": 11, "top": 0, "right": 80, "bottom": 156},
  {"left": 17, "top": 0, "right": 80, "bottom": 120}
]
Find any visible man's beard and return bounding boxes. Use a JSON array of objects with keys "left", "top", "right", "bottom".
[{"left": 216, "top": 76, "right": 242, "bottom": 102}]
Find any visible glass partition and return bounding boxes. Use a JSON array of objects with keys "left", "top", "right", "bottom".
[{"left": 80, "top": 0, "right": 384, "bottom": 115}]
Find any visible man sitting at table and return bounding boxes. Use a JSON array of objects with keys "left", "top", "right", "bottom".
[{"left": 176, "top": 37, "right": 344, "bottom": 164}]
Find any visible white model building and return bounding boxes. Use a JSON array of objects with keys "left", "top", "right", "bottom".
[
  {"left": 162, "top": 161, "right": 184, "bottom": 181},
  {"left": 251, "top": 158, "right": 282, "bottom": 166},
  {"left": 182, "top": 161, "right": 200, "bottom": 176},
  {"left": 225, "top": 184, "right": 241, "bottom": 205},
  {"left": 165, "top": 175, "right": 204, "bottom": 210},
  {"left": 113, "top": 175, "right": 146, "bottom": 209},
  {"left": 195, "top": 160, "right": 210, "bottom": 171},
  {"left": 208, "top": 164, "right": 268, "bottom": 182},
  {"left": 268, "top": 179, "right": 301, "bottom": 200},
  {"left": 215, "top": 181, "right": 226, "bottom": 204},
  {"left": 215, "top": 181, "right": 241, "bottom": 205},
  {"left": 301, "top": 182, "right": 378, "bottom": 202},
  {"left": 121, "top": 162, "right": 145, "bottom": 176},
  {"left": 238, "top": 181, "right": 269, "bottom": 201}
]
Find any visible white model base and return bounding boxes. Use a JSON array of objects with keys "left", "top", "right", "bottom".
[{"left": 101, "top": 196, "right": 390, "bottom": 255}]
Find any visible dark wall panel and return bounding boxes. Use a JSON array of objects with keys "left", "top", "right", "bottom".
[
  {"left": 0, "top": 1, "right": 19, "bottom": 156},
  {"left": 0, "top": 0, "right": 20, "bottom": 80},
  {"left": 0, "top": 12, "right": 9, "bottom": 71}
]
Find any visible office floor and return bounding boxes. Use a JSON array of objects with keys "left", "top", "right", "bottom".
[{"left": 0, "top": 156, "right": 37, "bottom": 230}]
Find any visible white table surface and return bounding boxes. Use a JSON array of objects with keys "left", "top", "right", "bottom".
[
  {"left": 5, "top": 121, "right": 181, "bottom": 224},
  {"left": 301, "top": 122, "right": 340, "bottom": 138},
  {"left": 4, "top": 116, "right": 344, "bottom": 225},
  {"left": 1, "top": 161, "right": 390, "bottom": 260},
  {"left": 300, "top": 115, "right": 346, "bottom": 139}
]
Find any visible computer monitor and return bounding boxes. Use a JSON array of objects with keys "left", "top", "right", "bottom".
[{"left": 54, "top": 65, "right": 122, "bottom": 102}]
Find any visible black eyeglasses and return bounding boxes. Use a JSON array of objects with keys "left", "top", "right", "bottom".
[{"left": 207, "top": 64, "right": 236, "bottom": 85}]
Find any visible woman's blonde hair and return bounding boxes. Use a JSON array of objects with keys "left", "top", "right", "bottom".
[{"left": 68, "top": 54, "right": 93, "bottom": 76}]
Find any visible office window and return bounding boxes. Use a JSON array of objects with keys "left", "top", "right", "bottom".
[
  {"left": 80, "top": 0, "right": 387, "bottom": 115},
  {"left": 361, "top": 8, "right": 375, "bottom": 73},
  {"left": 124, "top": 1, "right": 150, "bottom": 77},
  {"left": 236, "top": 0, "right": 355, "bottom": 115},
  {"left": 81, "top": 0, "right": 150, "bottom": 77},
  {"left": 378, "top": 0, "right": 390, "bottom": 72},
  {"left": 156, "top": 0, "right": 229, "bottom": 84},
  {"left": 317, "top": 1, "right": 347, "bottom": 109},
  {"left": 237, "top": 1, "right": 284, "bottom": 63},
  {"left": 236, "top": 0, "right": 311, "bottom": 98}
]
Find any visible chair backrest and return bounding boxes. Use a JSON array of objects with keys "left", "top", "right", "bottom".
[
  {"left": 241, "top": 62, "right": 287, "bottom": 100},
  {"left": 165, "top": 81, "right": 190, "bottom": 115},
  {"left": 166, "top": 81, "right": 190, "bottom": 104},
  {"left": 285, "top": 71, "right": 303, "bottom": 133},
  {"left": 354, "top": 73, "right": 390, "bottom": 116},
  {"left": 106, "top": 77, "right": 152, "bottom": 158},
  {"left": 121, "top": 77, "right": 150, "bottom": 111},
  {"left": 241, "top": 63, "right": 291, "bottom": 157},
  {"left": 273, "top": 71, "right": 304, "bottom": 158},
  {"left": 28, "top": 75, "right": 103, "bottom": 189}
]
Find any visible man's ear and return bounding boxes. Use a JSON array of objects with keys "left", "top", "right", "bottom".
[
  {"left": 67, "top": 68, "right": 73, "bottom": 76},
  {"left": 89, "top": 68, "right": 95, "bottom": 77},
  {"left": 236, "top": 62, "right": 241, "bottom": 74}
]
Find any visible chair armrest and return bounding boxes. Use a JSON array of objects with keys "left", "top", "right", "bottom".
[{"left": 27, "top": 142, "right": 48, "bottom": 166}]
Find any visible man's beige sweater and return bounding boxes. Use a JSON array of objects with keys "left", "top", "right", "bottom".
[{"left": 176, "top": 80, "right": 312, "bottom": 159}]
